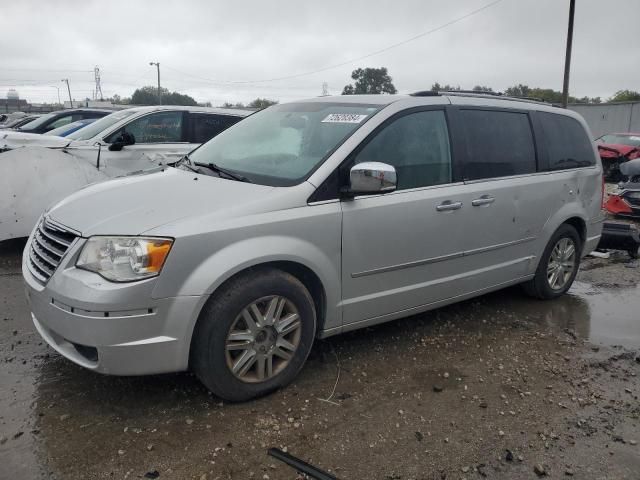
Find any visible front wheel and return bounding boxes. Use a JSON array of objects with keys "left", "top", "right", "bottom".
[
  {"left": 191, "top": 269, "right": 316, "bottom": 402},
  {"left": 523, "top": 224, "right": 581, "bottom": 300}
]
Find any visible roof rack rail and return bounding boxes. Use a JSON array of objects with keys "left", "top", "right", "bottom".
[
  {"left": 409, "top": 89, "right": 551, "bottom": 106},
  {"left": 409, "top": 90, "right": 440, "bottom": 97},
  {"left": 440, "top": 91, "right": 550, "bottom": 106},
  {"left": 441, "top": 89, "right": 503, "bottom": 96}
]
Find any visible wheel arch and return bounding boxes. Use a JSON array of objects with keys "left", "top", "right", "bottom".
[
  {"left": 562, "top": 216, "right": 587, "bottom": 249},
  {"left": 188, "top": 260, "right": 329, "bottom": 369}
]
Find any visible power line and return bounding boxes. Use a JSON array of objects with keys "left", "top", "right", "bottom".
[
  {"left": 0, "top": 67, "right": 93, "bottom": 73},
  {"left": 164, "top": 0, "right": 506, "bottom": 85}
]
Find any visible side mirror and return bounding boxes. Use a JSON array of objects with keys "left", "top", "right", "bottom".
[
  {"left": 108, "top": 131, "right": 135, "bottom": 151},
  {"left": 346, "top": 162, "right": 397, "bottom": 196}
]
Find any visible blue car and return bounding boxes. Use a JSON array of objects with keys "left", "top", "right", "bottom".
[{"left": 44, "top": 118, "right": 98, "bottom": 137}]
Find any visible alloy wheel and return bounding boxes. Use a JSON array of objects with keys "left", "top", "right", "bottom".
[
  {"left": 546, "top": 237, "right": 576, "bottom": 290},
  {"left": 225, "top": 295, "right": 302, "bottom": 383}
]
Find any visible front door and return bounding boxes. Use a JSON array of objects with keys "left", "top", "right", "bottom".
[
  {"left": 101, "top": 110, "right": 190, "bottom": 176},
  {"left": 340, "top": 108, "right": 470, "bottom": 326}
]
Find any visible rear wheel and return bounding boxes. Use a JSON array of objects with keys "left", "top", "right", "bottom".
[
  {"left": 523, "top": 224, "right": 581, "bottom": 300},
  {"left": 191, "top": 269, "right": 316, "bottom": 402}
]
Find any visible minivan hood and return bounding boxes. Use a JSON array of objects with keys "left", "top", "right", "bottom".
[
  {"left": 0, "top": 131, "right": 70, "bottom": 150},
  {"left": 47, "top": 168, "right": 278, "bottom": 236}
]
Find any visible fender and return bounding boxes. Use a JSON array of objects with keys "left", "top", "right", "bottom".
[{"left": 152, "top": 234, "right": 342, "bottom": 331}]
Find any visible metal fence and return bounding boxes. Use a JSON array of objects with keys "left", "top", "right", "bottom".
[{"left": 569, "top": 101, "right": 640, "bottom": 138}]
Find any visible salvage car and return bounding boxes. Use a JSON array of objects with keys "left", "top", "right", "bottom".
[
  {"left": 0, "top": 118, "right": 97, "bottom": 152},
  {"left": 23, "top": 93, "right": 604, "bottom": 401},
  {"left": 596, "top": 132, "right": 640, "bottom": 180},
  {"left": 604, "top": 157, "right": 640, "bottom": 218},
  {"left": 0, "top": 114, "right": 42, "bottom": 130},
  {"left": 0, "top": 112, "right": 28, "bottom": 126},
  {"left": 0, "top": 106, "right": 252, "bottom": 241},
  {"left": 15, "top": 108, "right": 111, "bottom": 134},
  {"left": 44, "top": 118, "right": 98, "bottom": 137}
]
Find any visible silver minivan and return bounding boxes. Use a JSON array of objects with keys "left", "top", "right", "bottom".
[{"left": 23, "top": 93, "right": 604, "bottom": 401}]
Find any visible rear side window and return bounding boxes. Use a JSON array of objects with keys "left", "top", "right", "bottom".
[
  {"left": 189, "top": 114, "right": 241, "bottom": 144},
  {"left": 82, "top": 111, "right": 106, "bottom": 119},
  {"left": 461, "top": 110, "right": 536, "bottom": 180},
  {"left": 538, "top": 113, "right": 595, "bottom": 170}
]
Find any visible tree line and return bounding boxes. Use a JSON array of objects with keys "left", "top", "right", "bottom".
[
  {"left": 107, "top": 87, "right": 278, "bottom": 110},
  {"left": 104, "top": 69, "right": 640, "bottom": 108},
  {"left": 341, "top": 67, "right": 640, "bottom": 104}
]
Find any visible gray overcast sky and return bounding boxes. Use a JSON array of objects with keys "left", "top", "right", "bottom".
[{"left": 1, "top": 0, "right": 638, "bottom": 105}]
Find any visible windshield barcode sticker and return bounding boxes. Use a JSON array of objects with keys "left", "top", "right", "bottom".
[{"left": 321, "top": 113, "right": 368, "bottom": 124}]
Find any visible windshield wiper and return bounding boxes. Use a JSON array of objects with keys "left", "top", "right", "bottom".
[
  {"left": 193, "top": 162, "right": 252, "bottom": 183},
  {"left": 171, "top": 154, "right": 200, "bottom": 172}
]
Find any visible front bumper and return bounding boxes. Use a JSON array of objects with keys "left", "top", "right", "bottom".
[{"left": 23, "top": 236, "right": 205, "bottom": 376}]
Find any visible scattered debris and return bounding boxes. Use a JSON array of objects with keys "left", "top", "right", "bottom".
[{"left": 534, "top": 464, "right": 548, "bottom": 476}]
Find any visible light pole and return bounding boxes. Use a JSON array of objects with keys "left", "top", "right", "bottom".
[
  {"left": 149, "top": 62, "right": 161, "bottom": 105},
  {"left": 61, "top": 78, "right": 73, "bottom": 108},
  {"left": 561, "top": 0, "right": 576, "bottom": 108},
  {"left": 49, "top": 85, "right": 61, "bottom": 105}
]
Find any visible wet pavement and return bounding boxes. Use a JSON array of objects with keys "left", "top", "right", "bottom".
[{"left": 1, "top": 238, "right": 639, "bottom": 479}]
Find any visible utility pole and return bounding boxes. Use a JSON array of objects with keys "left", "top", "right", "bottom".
[
  {"left": 149, "top": 62, "right": 161, "bottom": 105},
  {"left": 61, "top": 78, "right": 73, "bottom": 108},
  {"left": 49, "top": 85, "right": 61, "bottom": 105},
  {"left": 321, "top": 82, "right": 329, "bottom": 96},
  {"left": 94, "top": 66, "right": 104, "bottom": 101},
  {"left": 561, "top": 0, "right": 576, "bottom": 108}
]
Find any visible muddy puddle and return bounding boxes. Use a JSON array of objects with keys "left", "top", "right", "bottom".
[{"left": 463, "top": 280, "right": 640, "bottom": 349}]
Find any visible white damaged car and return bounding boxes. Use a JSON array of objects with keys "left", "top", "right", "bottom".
[{"left": 0, "top": 105, "right": 252, "bottom": 241}]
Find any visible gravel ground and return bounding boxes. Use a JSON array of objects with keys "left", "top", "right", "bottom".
[{"left": 1, "top": 236, "right": 639, "bottom": 480}]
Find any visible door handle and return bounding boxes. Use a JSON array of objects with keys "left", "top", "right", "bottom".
[
  {"left": 436, "top": 201, "right": 463, "bottom": 212},
  {"left": 471, "top": 196, "right": 495, "bottom": 207}
]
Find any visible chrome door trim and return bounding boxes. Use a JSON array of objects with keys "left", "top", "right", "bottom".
[
  {"left": 351, "top": 251, "right": 464, "bottom": 278},
  {"left": 351, "top": 236, "right": 536, "bottom": 278},
  {"left": 464, "top": 236, "right": 536, "bottom": 256}
]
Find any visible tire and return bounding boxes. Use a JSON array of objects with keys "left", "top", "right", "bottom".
[
  {"left": 190, "top": 268, "right": 316, "bottom": 402},
  {"left": 523, "top": 224, "right": 582, "bottom": 300}
]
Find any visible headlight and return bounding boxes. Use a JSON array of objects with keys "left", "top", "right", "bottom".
[{"left": 76, "top": 237, "right": 173, "bottom": 282}]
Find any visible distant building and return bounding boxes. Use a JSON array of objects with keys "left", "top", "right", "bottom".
[{"left": 0, "top": 97, "right": 29, "bottom": 112}]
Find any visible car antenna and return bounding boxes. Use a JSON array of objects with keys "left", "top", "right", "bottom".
[{"left": 94, "top": 141, "right": 101, "bottom": 170}]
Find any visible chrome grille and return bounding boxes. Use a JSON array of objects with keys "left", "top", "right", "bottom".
[{"left": 27, "top": 219, "right": 78, "bottom": 283}]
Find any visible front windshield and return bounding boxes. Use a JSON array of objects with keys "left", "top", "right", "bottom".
[
  {"left": 66, "top": 109, "right": 138, "bottom": 141},
  {"left": 598, "top": 134, "right": 640, "bottom": 147},
  {"left": 188, "top": 102, "right": 381, "bottom": 186},
  {"left": 16, "top": 112, "right": 57, "bottom": 130}
]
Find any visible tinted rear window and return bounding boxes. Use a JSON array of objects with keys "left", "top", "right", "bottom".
[
  {"left": 539, "top": 113, "right": 595, "bottom": 170},
  {"left": 189, "top": 114, "right": 242, "bottom": 144},
  {"left": 461, "top": 110, "right": 536, "bottom": 180}
]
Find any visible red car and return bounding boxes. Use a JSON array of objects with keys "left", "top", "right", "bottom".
[{"left": 596, "top": 132, "right": 640, "bottom": 180}]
